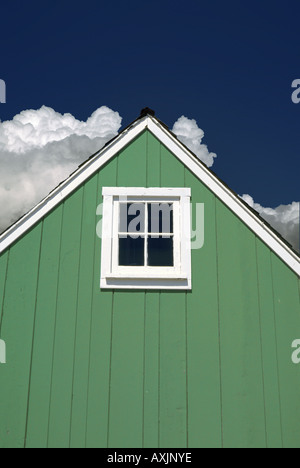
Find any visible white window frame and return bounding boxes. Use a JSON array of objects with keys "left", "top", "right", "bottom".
[{"left": 100, "top": 187, "right": 192, "bottom": 290}]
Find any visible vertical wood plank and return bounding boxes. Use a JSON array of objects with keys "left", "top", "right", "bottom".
[
  {"left": 47, "top": 189, "right": 83, "bottom": 448},
  {"left": 25, "top": 207, "right": 63, "bottom": 448},
  {"left": 159, "top": 147, "right": 187, "bottom": 448},
  {"left": 271, "top": 254, "right": 300, "bottom": 448},
  {"left": 69, "top": 175, "right": 98, "bottom": 448},
  {"left": 255, "top": 239, "right": 283, "bottom": 448},
  {"left": 185, "top": 172, "right": 222, "bottom": 448},
  {"left": 146, "top": 131, "right": 161, "bottom": 188},
  {"left": 0, "top": 225, "right": 42, "bottom": 448},
  {"left": 0, "top": 251, "right": 9, "bottom": 327},
  {"left": 143, "top": 292, "right": 160, "bottom": 448},
  {"left": 143, "top": 131, "right": 161, "bottom": 447},
  {"left": 159, "top": 291, "right": 187, "bottom": 448},
  {"left": 117, "top": 131, "right": 148, "bottom": 187},
  {"left": 108, "top": 291, "right": 145, "bottom": 447},
  {"left": 161, "top": 144, "right": 185, "bottom": 188},
  {"left": 85, "top": 161, "right": 117, "bottom": 448},
  {"left": 216, "top": 200, "right": 266, "bottom": 448},
  {"left": 107, "top": 132, "right": 148, "bottom": 448}
]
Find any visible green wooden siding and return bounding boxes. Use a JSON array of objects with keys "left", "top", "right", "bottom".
[{"left": 0, "top": 129, "right": 299, "bottom": 448}]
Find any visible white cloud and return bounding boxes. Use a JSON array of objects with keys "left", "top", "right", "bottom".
[
  {"left": 0, "top": 106, "right": 122, "bottom": 232},
  {"left": 241, "top": 195, "right": 300, "bottom": 252},
  {"left": 0, "top": 105, "right": 121, "bottom": 153},
  {"left": 172, "top": 115, "right": 217, "bottom": 167}
]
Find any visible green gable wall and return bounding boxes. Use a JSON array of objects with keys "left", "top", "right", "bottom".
[{"left": 0, "top": 130, "right": 299, "bottom": 448}]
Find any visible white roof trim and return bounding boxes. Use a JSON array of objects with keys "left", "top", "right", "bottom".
[
  {"left": 147, "top": 118, "right": 300, "bottom": 277},
  {"left": 0, "top": 115, "right": 299, "bottom": 277}
]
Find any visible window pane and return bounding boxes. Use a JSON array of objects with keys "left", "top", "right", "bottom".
[
  {"left": 119, "top": 203, "right": 145, "bottom": 233},
  {"left": 119, "top": 236, "right": 145, "bottom": 266},
  {"left": 148, "top": 203, "right": 173, "bottom": 234},
  {"left": 147, "top": 236, "right": 174, "bottom": 267}
]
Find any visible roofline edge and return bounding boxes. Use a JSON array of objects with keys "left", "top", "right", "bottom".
[{"left": 0, "top": 113, "right": 299, "bottom": 277}]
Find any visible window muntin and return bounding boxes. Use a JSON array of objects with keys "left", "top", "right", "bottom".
[
  {"left": 118, "top": 202, "right": 174, "bottom": 268},
  {"left": 112, "top": 197, "right": 181, "bottom": 276}
]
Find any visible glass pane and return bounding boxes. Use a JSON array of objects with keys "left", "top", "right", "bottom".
[
  {"left": 147, "top": 236, "right": 174, "bottom": 267},
  {"left": 148, "top": 203, "right": 173, "bottom": 234},
  {"left": 119, "top": 236, "right": 145, "bottom": 266},
  {"left": 119, "top": 203, "right": 145, "bottom": 233}
]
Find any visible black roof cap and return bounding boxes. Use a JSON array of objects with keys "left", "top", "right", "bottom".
[{"left": 140, "top": 107, "right": 155, "bottom": 117}]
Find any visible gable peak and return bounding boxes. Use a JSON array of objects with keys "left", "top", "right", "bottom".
[{"left": 140, "top": 107, "right": 155, "bottom": 118}]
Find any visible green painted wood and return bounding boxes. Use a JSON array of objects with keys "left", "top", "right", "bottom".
[
  {"left": 143, "top": 131, "right": 161, "bottom": 448},
  {"left": 118, "top": 131, "right": 148, "bottom": 187},
  {"left": 159, "top": 151, "right": 187, "bottom": 448},
  {"left": 0, "top": 225, "right": 42, "bottom": 448},
  {"left": 146, "top": 131, "right": 161, "bottom": 187},
  {"left": 185, "top": 172, "right": 222, "bottom": 448},
  {"left": 216, "top": 200, "right": 266, "bottom": 448},
  {"left": 47, "top": 189, "right": 83, "bottom": 448},
  {"left": 0, "top": 251, "right": 8, "bottom": 329},
  {"left": 0, "top": 129, "right": 299, "bottom": 448},
  {"left": 271, "top": 254, "right": 300, "bottom": 448},
  {"left": 143, "top": 292, "right": 160, "bottom": 448},
  {"left": 106, "top": 132, "right": 148, "bottom": 448},
  {"left": 159, "top": 291, "right": 187, "bottom": 448},
  {"left": 86, "top": 162, "right": 117, "bottom": 448},
  {"left": 161, "top": 143, "right": 185, "bottom": 187},
  {"left": 25, "top": 207, "right": 63, "bottom": 448},
  {"left": 255, "top": 239, "right": 283, "bottom": 448},
  {"left": 69, "top": 176, "right": 98, "bottom": 448},
  {"left": 108, "top": 291, "right": 145, "bottom": 448},
  {"left": 85, "top": 286, "right": 113, "bottom": 448}
]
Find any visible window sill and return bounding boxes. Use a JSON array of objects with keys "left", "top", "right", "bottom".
[
  {"left": 104, "top": 272, "right": 188, "bottom": 280},
  {"left": 100, "top": 275, "right": 192, "bottom": 290}
]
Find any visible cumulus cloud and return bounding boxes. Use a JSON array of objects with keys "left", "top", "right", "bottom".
[
  {"left": 172, "top": 115, "right": 217, "bottom": 167},
  {"left": 0, "top": 106, "right": 122, "bottom": 232},
  {"left": 241, "top": 195, "right": 300, "bottom": 252}
]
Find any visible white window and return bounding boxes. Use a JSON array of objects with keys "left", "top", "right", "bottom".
[{"left": 100, "top": 188, "right": 192, "bottom": 290}]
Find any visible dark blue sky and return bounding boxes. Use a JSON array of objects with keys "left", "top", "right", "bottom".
[{"left": 0, "top": 0, "right": 299, "bottom": 207}]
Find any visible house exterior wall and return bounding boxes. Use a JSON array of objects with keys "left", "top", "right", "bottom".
[{"left": 0, "top": 129, "right": 299, "bottom": 448}]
